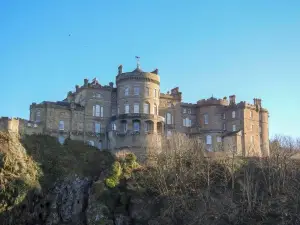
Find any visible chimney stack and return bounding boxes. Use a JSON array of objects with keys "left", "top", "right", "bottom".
[
  {"left": 75, "top": 85, "right": 79, "bottom": 92},
  {"left": 229, "top": 95, "right": 236, "bottom": 104},
  {"left": 109, "top": 82, "right": 114, "bottom": 88},
  {"left": 152, "top": 68, "right": 159, "bottom": 74},
  {"left": 118, "top": 65, "right": 123, "bottom": 75},
  {"left": 84, "top": 79, "right": 88, "bottom": 87}
]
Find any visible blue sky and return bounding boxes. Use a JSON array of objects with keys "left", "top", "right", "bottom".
[{"left": 0, "top": 0, "right": 299, "bottom": 138}]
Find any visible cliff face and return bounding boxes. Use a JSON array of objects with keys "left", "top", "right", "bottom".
[{"left": 1, "top": 132, "right": 300, "bottom": 225}]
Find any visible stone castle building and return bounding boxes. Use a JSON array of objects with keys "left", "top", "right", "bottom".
[{"left": 0, "top": 62, "right": 269, "bottom": 157}]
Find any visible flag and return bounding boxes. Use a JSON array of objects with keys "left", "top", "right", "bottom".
[{"left": 135, "top": 56, "right": 140, "bottom": 59}]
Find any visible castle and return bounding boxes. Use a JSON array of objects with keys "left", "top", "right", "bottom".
[{"left": 0, "top": 62, "right": 269, "bottom": 157}]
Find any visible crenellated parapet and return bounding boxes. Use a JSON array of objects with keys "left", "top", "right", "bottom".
[{"left": 197, "top": 97, "right": 229, "bottom": 106}]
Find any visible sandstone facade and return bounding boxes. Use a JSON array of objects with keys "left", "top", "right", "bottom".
[{"left": 1, "top": 63, "right": 269, "bottom": 157}]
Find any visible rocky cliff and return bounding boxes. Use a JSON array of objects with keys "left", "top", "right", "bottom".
[{"left": 1, "top": 132, "right": 300, "bottom": 225}]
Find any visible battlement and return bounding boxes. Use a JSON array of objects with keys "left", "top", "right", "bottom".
[{"left": 197, "top": 97, "right": 229, "bottom": 106}]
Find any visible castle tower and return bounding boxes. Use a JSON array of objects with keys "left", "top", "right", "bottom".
[{"left": 109, "top": 62, "right": 164, "bottom": 157}]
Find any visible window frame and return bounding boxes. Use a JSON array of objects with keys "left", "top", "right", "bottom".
[
  {"left": 206, "top": 135, "right": 212, "bottom": 145},
  {"left": 134, "top": 86, "right": 140, "bottom": 96},
  {"left": 134, "top": 103, "right": 140, "bottom": 113},
  {"left": 204, "top": 114, "right": 209, "bottom": 125},
  {"left": 124, "top": 103, "right": 130, "bottom": 114},
  {"left": 143, "top": 102, "right": 150, "bottom": 114},
  {"left": 59, "top": 120, "right": 64, "bottom": 130},
  {"left": 232, "top": 111, "right": 236, "bottom": 119}
]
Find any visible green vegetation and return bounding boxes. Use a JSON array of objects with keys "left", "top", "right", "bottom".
[
  {"left": 105, "top": 153, "right": 140, "bottom": 188},
  {"left": 0, "top": 132, "right": 114, "bottom": 215}
]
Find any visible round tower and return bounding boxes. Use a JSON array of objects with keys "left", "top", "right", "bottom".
[
  {"left": 110, "top": 64, "right": 164, "bottom": 157},
  {"left": 260, "top": 109, "right": 269, "bottom": 156}
]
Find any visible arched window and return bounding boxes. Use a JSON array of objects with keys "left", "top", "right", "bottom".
[
  {"left": 36, "top": 110, "right": 41, "bottom": 122},
  {"left": 166, "top": 112, "right": 172, "bottom": 124},
  {"left": 133, "top": 120, "right": 140, "bottom": 132},
  {"left": 121, "top": 120, "right": 127, "bottom": 132},
  {"left": 206, "top": 135, "right": 212, "bottom": 145},
  {"left": 124, "top": 87, "right": 129, "bottom": 96},
  {"left": 232, "top": 111, "right": 236, "bottom": 118},
  {"left": 144, "top": 102, "right": 150, "bottom": 114},
  {"left": 153, "top": 103, "right": 158, "bottom": 115}
]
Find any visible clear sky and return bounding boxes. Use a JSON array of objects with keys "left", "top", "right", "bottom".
[{"left": 0, "top": 1, "right": 299, "bottom": 138}]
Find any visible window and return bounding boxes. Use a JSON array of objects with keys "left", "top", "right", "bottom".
[
  {"left": 250, "top": 111, "right": 253, "bottom": 118},
  {"left": 59, "top": 121, "right": 64, "bottom": 130},
  {"left": 183, "top": 118, "right": 191, "bottom": 127},
  {"left": 124, "top": 103, "right": 129, "bottom": 114},
  {"left": 250, "top": 136, "right": 254, "bottom": 143},
  {"left": 124, "top": 87, "right": 129, "bottom": 96},
  {"left": 144, "top": 102, "right": 150, "bottom": 114},
  {"left": 133, "top": 121, "right": 140, "bottom": 132},
  {"left": 183, "top": 108, "right": 187, "bottom": 114},
  {"left": 95, "top": 123, "right": 101, "bottom": 133},
  {"left": 154, "top": 104, "right": 158, "bottom": 115},
  {"left": 93, "top": 105, "right": 103, "bottom": 117},
  {"left": 144, "top": 122, "right": 149, "bottom": 132},
  {"left": 223, "top": 123, "right": 226, "bottom": 130},
  {"left": 204, "top": 114, "right": 208, "bottom": 124},
  {"left": 206, "top": 135, "right": 212, "bottom": 145},
  {"left": 232, "top": 111, "right": 236, "bottom": 118},
  {"left": 134, "top": 87, "right": 140, "bottom": 95},
  {"left": 94, "top": 92, "right": 102, "bottom": 98},
  {"left": 111, "top": 122, "right": 116, "bottom": 131},
  {"left": 58, "top": 135, "right": 65, "bottom": 145},
  {"left": 134, "top": 103, "right": 139, "bottom": 113},
  {"left": 232, "top": 124, "right": 236, "bottom": 131},
  {"left": 88, "top": 140, "right": 94, "bottom": 146},
  {"left": 146, "top": 87, "right": 150, "bottom": 96},
  {"left": 36, "top": 110, "right": 41, "bottom": 122},
  {"left": 117, "top": 106, "right": 120, "bottom": 115},
  {"left": 251, "top": 124, "right": 254, "bottom": 131},
  {"left": 223, "top": 113, "right": 226, "bottom": 119},
  {"left": 168, "top": 102, "right": 172, "bottom": 108},
  {"left": 217, "top": 136, "right": 222, "bottom": 143},
  {"left": 154, "top": 89, "right": 157, "bottom": 98},
  {"left": 167, "top": 130, "right": 172, "bottom": 139},
  {"left": 98, "top": 141, "right": 102, "bottom": 150},
  {"left": 121, "top": 121, "right": 127, "bottom": 132},
  {"left": 166, "top": 113, "right": 172, "bottom": 124},
  {"left": 188, "top": 109, "right": 191, "bottom": 114}
]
